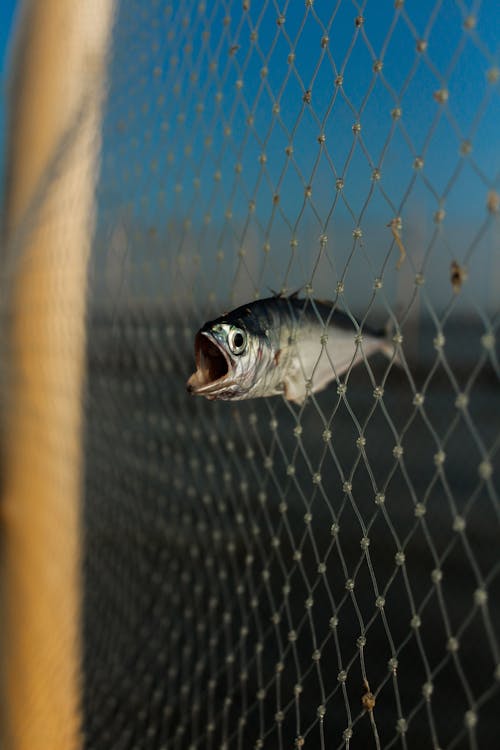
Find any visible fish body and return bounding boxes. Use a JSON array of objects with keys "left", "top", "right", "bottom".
[{"left": 187, "top": 295, "right": 396, "bottom": 404}]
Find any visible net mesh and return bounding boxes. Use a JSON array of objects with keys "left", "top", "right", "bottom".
[{"left": 4, "top": 0, "right": 500, "bottom": 748}]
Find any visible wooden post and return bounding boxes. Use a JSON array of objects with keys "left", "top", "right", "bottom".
[{"left": 1, "top": 2, "right": 115, "bottom": 749}]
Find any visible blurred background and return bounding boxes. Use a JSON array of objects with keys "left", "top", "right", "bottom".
[
  {"left": 1, "top": 1, "right": 499, "bottom": 749},
  {"left": 0, "top": 1, "right": 17, "bottom": 179}
]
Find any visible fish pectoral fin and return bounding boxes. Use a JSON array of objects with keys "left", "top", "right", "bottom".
[
  {"left": 281, "top": 356, "right": 307, "bottom": 403},
  {"left": 283, "top": 376, "right": 307, "bottom": 404}
]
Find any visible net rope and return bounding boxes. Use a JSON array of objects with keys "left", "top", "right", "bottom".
[{"left": 6, "top": 0, "right": 495, "bottom": 748}]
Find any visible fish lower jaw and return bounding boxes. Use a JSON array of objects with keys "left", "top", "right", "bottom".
[{"left": 186, "top": 374, "right": 240, "bottom": 399}]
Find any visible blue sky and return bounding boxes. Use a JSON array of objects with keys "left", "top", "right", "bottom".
[
  {"left": 0, "top": 0, "right": 16, "bottom": 77},
  {"left": 0, "top": 1, "right": 498, "bottom": 313},
  {"left": 94, "top": 0, "right": 499, "bottom": 312},
  {"left": 0, "top": 0, "right": 18, "bottom": 186}
]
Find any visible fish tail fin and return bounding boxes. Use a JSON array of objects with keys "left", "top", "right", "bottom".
[{"left": 379, "top": 319, "right": 404, "bottom": 367}]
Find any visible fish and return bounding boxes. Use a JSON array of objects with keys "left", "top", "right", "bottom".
[{"left": 186, "top": 294, "right": 399, "bottom": 404}]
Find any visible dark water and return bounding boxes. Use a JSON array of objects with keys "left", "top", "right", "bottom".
[{"left": 82, "top": 312, "right": 499, "bottom": 750}]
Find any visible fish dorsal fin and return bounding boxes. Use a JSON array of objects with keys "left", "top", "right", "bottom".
[
  {"left": 268, "top": 287, "right": 302, "bottom": 300},
  {"left": 313, "top": 297, "right": 336, "bottom": 308}
]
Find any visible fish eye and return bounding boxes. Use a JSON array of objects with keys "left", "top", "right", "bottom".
[{"left": 228, "top": 327, "right": 247, "bottom": 355}]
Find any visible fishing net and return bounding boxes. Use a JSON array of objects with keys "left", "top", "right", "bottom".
[{"left": 3, "top": 1, "right": 500, "bottom": 749}]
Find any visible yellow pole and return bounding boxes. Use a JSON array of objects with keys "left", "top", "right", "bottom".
[{"left": 1, "top": 2, "right": 115, "bottom": 749}]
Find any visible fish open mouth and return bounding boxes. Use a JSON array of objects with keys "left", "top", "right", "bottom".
[{"left": 186, "top": 331, "right": 231, "bottom": 394}]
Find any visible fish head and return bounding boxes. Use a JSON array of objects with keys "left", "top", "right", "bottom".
[{"left": 186, "top": 311, "right": 272, "bottom": 400}]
